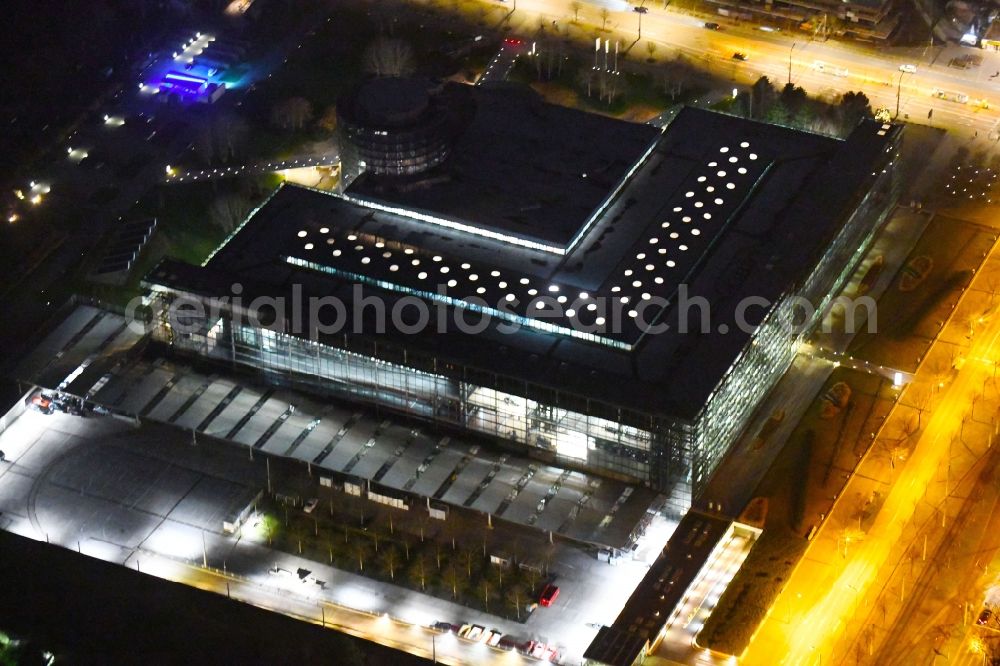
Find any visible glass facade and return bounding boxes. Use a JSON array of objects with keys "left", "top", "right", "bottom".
[{"left": 147, "top": 127, "right": 901, "bottom": 510}]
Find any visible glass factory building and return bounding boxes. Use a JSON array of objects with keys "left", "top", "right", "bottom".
[{"left": 145, "top": 84, "right": 902, "bottom": 511}]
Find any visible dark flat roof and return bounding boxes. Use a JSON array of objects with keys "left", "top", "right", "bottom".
[
  {"left": 149, "top": 106, "right": 899, "bottom": 419},
  {"left": 346, "top": 83, "right": 661, "bottom": 250},
  {"left": 583, "top": 511, "right": 732, "bottom": 665}
]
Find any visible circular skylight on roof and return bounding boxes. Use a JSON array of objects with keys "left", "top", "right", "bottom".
[
  {"left": 461, "top": 263, "right": 471, "bottom": 270},
  {"left": 620, "top": 296, "right": 629, "bottom": 303},
  {"left": 703, "top": 213, "right": 712, "bottom": 220},
  {"left": 632, "top": 280, "right": 642, "bottom": 288},
  {"left": 697, "top": 176, "right": 706, "bottom": 182},
  {"left": 361, "top": 256, "right": 371, "bottom": 264},
  {"left": 729, "top": 157, "right": 738, "bottom": 163},
  {"left": 658, "top": 248, "right": 667, "bottom": 255},
  {"left": 694, "top": 202, "right": 704, "bottom": 208},
  {"left": 411, "top": 259, "right": 420, "bottom": 266},
  {"left": 319, "top": 227, "right": 329, "bottom": 234},
  {"left": 347, "top": 234, "right": 357, "bottom": 241},
  {"left": 382, "top": 252, "right": 391, "bottom": 259},
  {"left": 706, "top": 186, "right": 715, "bottom": 192},
  {"left": 297, "top": 231, "right": 307, "bottom": 238},
  {"left": 667, "top": 260, "right": 676, "bottom": 267},
  {"left": 527, "top": 288, "right": 537, "bottom": 296},
  {"left": 498, "top": 281, "right": 507, "bottom": 288},
  {"left": 557, "top": 295, "right": 567, "bottom": 303},
  {"left": 566, "top": 308, "right": 576, "bottom": 317},
  {"left": 749, "top": 153, "right": 758, "bottom": 160},
  {"left": 611, "top": 286, "right": 621, "bottom": 293},
  {"left": 738, "top": 167, "right": 747, "bottom": 174},
  {"left": 641, "top": 292, "right": 651, "bottom": 300},
  {"left": 662, "top": 221, "right": 671, "bottom": 228},
  {"left": 587, "top": 303, "right": 598, "bottom": 311},
  {"left": 654, "top": 277, "right": 664, "bottom": 284},
  {"left": 709, "top": 161, "right": 717, "bottom": 167},
  {"left": 404, "top": 248, "right": 414, "bottom": 255},
  {"left": 375, "top": 242, "right": 385, "bottom": 249},
  {"left": 673, "top": 206, "right": 682, "bottom": 212},
  {"left": 637, "top": 252, "right": 646, "bottom": 260},
  {"left": 433, "top": 255, "right": 442, "bottom": 262},
  {"left": 491, "top": 270, "right": 501, "bottom": 277},
  {"left": 740, "top": 141, "right": 750, "bottom": 148},
  {"left": 595, "top": 317, "right": 606, "bottom": 326},
  {"left": 549, "top": 285, "right": 560, "bottom": 292},
  {"left": 625, "top": 269, "right": 634, "bottom": 276},
  {"left": 476, "top": 287, "right": 486, "bottom": 294},
  {"left": 440, "top": 266, "right": 450, "bottom": 274},
  {"left": 670, "top": 232, "right": 679, "bottom": 239},
  {"left": 720, "top": 147, "right": 729, "bottom": 153},
  {"left": 692, "top": 228, "right": 701, "bottom": 235},
  {"left": 580, "top": 291, "right": 589, "bottom": 299},
  {"left": 505, "top": 293, "right": 516, "bottom": 301},
  {"left": 520, "top": 277, "right": 530, "bottom": 285},
  {"left": 469, "top": 274, "right": 478, "bottom": 281},
  {"left": 714, "top": 198, "right": 724, "bottom": 205},
  {"left": 418, "top": 271, "right": 428, "bottom": 279},
  {"left": 686, "top": 191, "right": 694, "bottom": 198},
  {"left": 717, "top": 170, "right": 727, "bottom": 177},
  {"left": 354, "top": 245, "right": 363, "bottom": 251},
  {"left": 682, "top": 216, "right": 691, "bottom": 223},
  {"left": 649, "top": 237, "right": 658, "bottom": 244},
  {"left": 645, "top": 264, "right": 654, "bottom": 271},
  {"left": 679, "top": 245, "right": 688, "bottom": 251},
  {"left": 448, "top": 279, "right": 457, "bottom": 287},
  {"left": 304, "top": 243, "right": 314, "bottom": 250},
  {"left": 628, "top": 309, "right": 638, "bottom": 318},
  {"left": 326, "top": 238, "right": 335, "bottom": 245},
  {"left": 390, "top": 264, "right": 399, "bottom": 271},
  {"left": 726, "top": 183, "right": 736, "bottom": 190},
  {"left": 333, "top": 249, "right": 342, "bottom": 257}
]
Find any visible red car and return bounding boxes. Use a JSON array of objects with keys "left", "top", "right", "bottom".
[{"left": 539, "top": 584, "right": 559, "bottom": 607}]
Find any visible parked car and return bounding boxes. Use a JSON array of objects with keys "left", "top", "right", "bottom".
[
  {"left": 899, "top": 63, "right": 917, "bottom": 73},
  {"left": 539, "top": 584, "right": 560, "bottom": 607},
  {"left": 486, "top": 630, "right": 503, "bottom": 647},
  {"left": 467, "top": 624, "right": 485, "bottom": 641},
  {"left": 978, "top": 608, "right": 993, "bottom": 625},
  {"left": 703, "top": 21, "right": 720, "bottom": 29},
  {"left": 28, "top": 393, "right": 54, "bottom": 415}
]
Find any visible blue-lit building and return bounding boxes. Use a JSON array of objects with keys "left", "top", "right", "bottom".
[{"left": 144, "top": 86, "right": 902, "bottom": 513}]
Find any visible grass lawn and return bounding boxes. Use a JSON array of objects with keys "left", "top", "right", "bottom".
[
  {"left": 848, "top": 214, "right": 995, "bottom": 373},
  {"left": 79, "top": 175, "right": 280, "bottom": 308}
]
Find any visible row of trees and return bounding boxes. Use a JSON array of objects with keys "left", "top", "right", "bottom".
[
  {"left": 266, "top": 499, "right": 552, "bottom": 621},
  {"left": 738, "top": 76, "right": 874, "bottom": 137}
]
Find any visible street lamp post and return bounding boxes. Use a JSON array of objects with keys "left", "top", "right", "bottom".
[
  {"left": 637, "top": 0, "right": 648, "bottom": 39},
  {"left": 788, "top": 42, "right": 797, "bottom": 85},
  {"left": 895, "top": 70, "right": 910, "bottom": 119}
]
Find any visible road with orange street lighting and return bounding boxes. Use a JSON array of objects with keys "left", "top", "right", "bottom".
[
  {"left": 741, "top": 234, "right": 1000, "bottom": 666},
  {"left": 455, "top": 0, "right": 1000, "bottom": 137}
]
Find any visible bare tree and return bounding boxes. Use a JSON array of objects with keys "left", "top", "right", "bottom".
[
  {"left": 599, "top": 8, "right": 610, "bottom": 30},
  {"left": 209, "top": 194, "right": 252, "bottom": 234},
  {"left": 646, "top": 41, "right": 657, "bottom": 62},
  {"left": 570, "top": 0, "right": 582, "bottom": 21},
  {"left": 363, "top": 38, "right": 416, "bottom": 78},
  {"left": 271, "top": 97, "right": 314, "bottom": 131}
]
